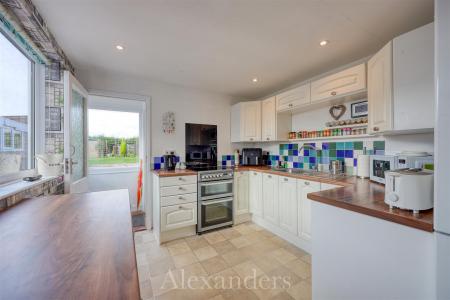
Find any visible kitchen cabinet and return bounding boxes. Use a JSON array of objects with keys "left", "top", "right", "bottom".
[
  {"left": 278, "top": 176, "right": 298, "bottom": 235},
  {"left": 263, "top": 173, "right": 279, "bottom": 225},
  {"left": 231, "top": 101, "right": 261, "bottom": 142},
  {"left": 249, "top": 171, "right": 263, "bottom": 217},
  {"left": 368, "top": 41, "right": 393, "bottom": 134},
  {"left": 298, "top": 179, "right": 320, "bottom": 241},
  {"left": 368, "top": 22, "right": 434, "bottom": 134},
  {"left": 311, "top": 63, "right": 366, "bottom": 104},
  {"left": 161, "top": 202, "right": 197, "bottom": 232},
  {"left": 234, "top": 171, "right": 250, "bottom": 221},
  {"left": 276, "top": 83, "right": 311, "bottom": 112},
  {"left": 262, "top": 97, "right": 292, "bottom": 142}
]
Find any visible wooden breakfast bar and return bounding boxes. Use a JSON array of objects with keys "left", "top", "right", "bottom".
[{"left": 0, "top": 189, "right": 140, "bottom": 300}]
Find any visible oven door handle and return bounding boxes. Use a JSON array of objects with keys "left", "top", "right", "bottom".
[
  {"left": 201, "top": 198, "right": 233, "bottom": 205},
  {"left": 200, "top": 180, "right": 233, "bottom": 186}
]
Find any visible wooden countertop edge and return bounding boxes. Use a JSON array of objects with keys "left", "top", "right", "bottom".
[
  {"left": 307, "top": 192, "right": 434, "bottom": 232},
  {"left": 152, "top": 170, "right": 197, "bottom": 177}
]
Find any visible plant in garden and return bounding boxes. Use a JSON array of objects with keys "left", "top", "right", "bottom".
[{"left": 120, "top": 139, "right": 127, "bottom": 157}]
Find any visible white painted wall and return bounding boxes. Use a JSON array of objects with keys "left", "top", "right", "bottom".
[
  {"left": 312, "top": 201, "right": 436, "bottom": 300},
  {"left": 78, "top": 69, "right": 235, "bottom": 161}
]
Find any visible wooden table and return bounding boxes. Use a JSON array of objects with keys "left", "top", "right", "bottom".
[{"left": 0, "top": 189, "right": 140, "bottom": 300}]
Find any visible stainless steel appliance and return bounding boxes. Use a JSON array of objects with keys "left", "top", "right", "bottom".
[
  {"left": 241, "top": 148, "right": 262, "bottom": 166},
  {"left": 370, "top": 154, "right": 433, "bottom": 184},
  {"left": 197, "top": 168, "right": 234, "bottom": 233},
  {"left": 385, "top": 169, "right": 434, "bottom": 213}
]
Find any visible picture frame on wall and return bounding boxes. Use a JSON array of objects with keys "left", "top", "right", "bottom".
[
  {"left": 351, "top": 101, "right": 368, "bottom": 118},
  {"left": 45, "top": 107, "right": 62, "bottom": 132}
]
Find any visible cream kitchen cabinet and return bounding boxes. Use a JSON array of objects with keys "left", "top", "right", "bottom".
[
  {"left": 368, "top": 22, "right": 434, "bottom": 134},
  {"left": 276, "top": 83, "right": 311, "bottom": 112},
  {"left": 231, "top": 101, "right": 261, "bottom": 142},
  {"left": 249, "top": 171, "right": 263, "bottom": 217},
  {"left": 234, "top": 171, "right": 250, "bottom": 224},
  {"left": 261, "top": 97, "right": 292, "bottom": 142},
  {"left": 160, "top": 203, "right": 197, "bottom": 232},
  {"left": 262, "top": 173, "right": 279, "bottom": 225},
  {"left": 297, "top": 179, "right": 321, "bottom": 241},
  {"left": 311, "top": 63, "right": 366, "bottom": 104},
  {"left": 278, "top": 176, "right": 298, "bottom": 235}
]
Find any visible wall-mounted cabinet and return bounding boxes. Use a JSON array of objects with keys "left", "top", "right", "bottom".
[
  {"left": 311, "top": 63, "right": 367, "bottom": 104},
  {"left": 368, "top": 22, "right": 434, "bottom": 134},
  {"left": 276, "top": 83, "right": 311, "bottom": 112}
]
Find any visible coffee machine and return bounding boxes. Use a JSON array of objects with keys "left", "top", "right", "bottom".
[{"left": 163, "top": 152, "right": 177, "bottom": 171}]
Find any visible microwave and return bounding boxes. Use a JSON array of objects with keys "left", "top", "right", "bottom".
[{"left": 370, "top": 154, "right": 433, "bottom": 184}]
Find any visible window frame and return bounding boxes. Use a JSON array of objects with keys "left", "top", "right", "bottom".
[{"left": 0, "top": 28, "right": 41, "bottom": 184}]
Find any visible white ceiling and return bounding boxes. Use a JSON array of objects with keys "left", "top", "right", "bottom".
[{"left": 33, "top": 0, "right": 433, "bottom": 99}]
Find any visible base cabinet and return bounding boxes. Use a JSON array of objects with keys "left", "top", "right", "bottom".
[
  {"left": 234, "top": 171, "right": 250, "bottom": 224},
  {"left": 249, "top": 171, "right": 263, "bottom": 217},
  {"left": 262, "top": 173, "right": 279, "bottom": 225},
  {"left": 278, "top": 176, "right": 298, "bottom": 235},
  {"left": 297, "top": 179, "right": 321, "bottom": 241},
  {"left": 161, "top": 203, "right": 197, "bottom": 232}
]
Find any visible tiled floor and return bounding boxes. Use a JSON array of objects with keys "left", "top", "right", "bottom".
[{"left": 134, "top": 222, "right": 311, "bottom": 300}]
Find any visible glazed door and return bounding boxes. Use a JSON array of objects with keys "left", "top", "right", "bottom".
[{"left": 63, "top": 71, "right": 88, "bottom": 193}]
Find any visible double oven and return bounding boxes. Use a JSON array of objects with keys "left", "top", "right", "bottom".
[{"left": 197, "top": 169, "right": 234, "bottom": 233}]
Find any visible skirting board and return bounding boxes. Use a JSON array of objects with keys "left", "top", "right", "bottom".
[
  {"left": 158, "top": 225, "right": 197, "bottom": 244},
  {"left": 234, "top": 212, "right": 252, "bottom": 225},
  {"left": 252, "top": 215, "right": 311, "bottom": 254}
]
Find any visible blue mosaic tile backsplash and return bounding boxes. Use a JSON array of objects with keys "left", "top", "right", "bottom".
[{"left": 152, "top": 155, "right": 180, "bottom": 170}]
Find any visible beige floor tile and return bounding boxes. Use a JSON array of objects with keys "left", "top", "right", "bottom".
[
  {"left": 248, "top": 276, "right": 285, "bottom": 300},
  {"left": 135, "top": 241, "right": 157, "bottom": 253},
  {"left": 134, "top": 234, "right": 144, "bottom": 244},
  {"left": 138, "top": 264, "right": 151, "bottom": 282},
  {"left": 234, "top": 224, "right": 254, "bottom": 235},
  {"left": 259, "top": 230, "right": 276, "bottom": 239},
  {"left": 229, "top": 236, "right": 253, "bottom": 248},
  {"left": 146, "top": 244, "right": 170, "bottom": 263},
  {"left": 194, "top": 245, "right": 219, "bottom": 261},
  {"left": 270, "top": 236, "right": 290, "bottom": 247},
  {"left": 209, "top": 268, "right": 242, "bottom": 289},
  {"left": 201, "top": 256, "right": 229, "bottom": 275},
  {"left": 286, "top": 280, "right": 311, "bottom": 300},
  {"left": 220, "top": 228, "right": 242, "bottom": 240},
  {"left": 185, "top": 235, "right": 209, "bottom": 250},
  {"left": 212, "top": 240, "right": 236, "bottom": 255},
  {"left": 270, "top": 291, "right": 295, "bottom": 300},
  {"left": 240, "top": 244, "right": 267, "bottom": 259},
  {"left": 252, "top": 255, "right": 283, "bottom": 273},
  {"left": 266, "top": 265, "right": 302, "bottom": 286},
  {"left": 148, "top": 256, "right": 175, "bottom": 277},
  {"left": 283, "top": 244, "right": 309, "bottom": 259},
  {"left": 268, "top": 248, "right": 298, "bottom": 265},
  {"left": 151, "top": 271, "right": 178, "bottom": 296},
  {"left": 139, "top": 279, "right": 153, "bottom": 299},
  {"left": 204, "top": 231, "right": 227, "bottom": 245},
  {"left": 232, "top": 261, "right": 265, "bottom": 279},
  {"left": 221, "top": 249, "right": 251, "bottom": 267},
  {"left": 284, "top": 259, "right": 311, "bottom": 280},
  {"left": 299, "top": 254, "right": 311, "bottom": 265},
  {"left": 209, "top": 294, "right": 225, "bottom": 300},
  {"left": 165, "top": 238, "right": 187, "bottom": 246},
  {"left": 172, "top": 251, "right": 199, "bottom": 268},
  {"left": 247, "top": 223, "right": 264, "bottom": 232},
  {"left": 220, "top": 288, "right": 260, "bottom": 300},
  {"left": 168, "top": 241, "right": 192, "bottom": 256}
]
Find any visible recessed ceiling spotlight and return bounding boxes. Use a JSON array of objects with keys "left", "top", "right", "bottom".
[
  {"left": 116, "top": 45, "right": 124, "bottom": 50},
  {"left": 252, "top": 78, "right": 258, "bottom": 83},
  {"left": 319, "top": 40, "right": 329, "bottom": 47}
]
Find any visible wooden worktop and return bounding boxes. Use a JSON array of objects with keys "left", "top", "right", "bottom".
[
  {"left": 152, "top": 169, "right": 197, "bottom": 177},
  {"left": 0, "top": 190, "right": 140, "bottom": 300}
]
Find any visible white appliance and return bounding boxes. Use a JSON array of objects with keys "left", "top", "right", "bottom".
[
  {"left": 435, "top": 1, "right": 450, "bottom": 299},
  {"left": 384, "top": 169, "right": 434, "bottom": 213}
]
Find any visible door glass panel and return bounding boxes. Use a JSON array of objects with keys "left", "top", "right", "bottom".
[
  {"left": 200, "top": 181, "right": 233, "bottom": 198},
  {"left": 71, "top": 89, "right": 85, "bottom": 181},
  {"left": 201, "top": 200, "right": 232, "bottom": 228}
]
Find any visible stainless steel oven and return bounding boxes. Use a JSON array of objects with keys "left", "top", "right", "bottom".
[{"left": 197, "top": 169, "right": 234, "bottom": 233}]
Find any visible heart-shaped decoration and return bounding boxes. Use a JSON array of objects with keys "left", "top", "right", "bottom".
[{"left": 329, "top": 105, "right": 346, "bottom": 120}]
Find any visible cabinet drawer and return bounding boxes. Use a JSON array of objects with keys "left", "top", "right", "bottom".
[
  {"left": 160, "top": 175, "right": 197, "bottom": 187},
  {"left": 161, "top": 193, "right": 197, "bottom": 207},
  {"left": 161, "top": 203, "right": 197, "bottom": 232},
  {"left": 161, "top": 184, "right": 197, "bottom": 196}
]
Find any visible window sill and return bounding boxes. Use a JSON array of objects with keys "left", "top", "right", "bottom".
[
  {"left": 0, "top": 175, "right": 59, "bottom": 200},
  {"left": 88, "top": 166, "right": 139, "bottom": 175}
]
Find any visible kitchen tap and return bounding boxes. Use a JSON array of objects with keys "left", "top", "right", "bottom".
[{"left": 299, "top": 144, "right": 320, "bottom": 171}]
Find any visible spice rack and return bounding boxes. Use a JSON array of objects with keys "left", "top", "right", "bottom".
[{"left": 289, "top": 123, "right": 369, "bottom": 141}]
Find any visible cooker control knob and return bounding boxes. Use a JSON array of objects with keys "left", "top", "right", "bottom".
[{"left": 388, "top": 193, "right": 399, "bottom": 202}]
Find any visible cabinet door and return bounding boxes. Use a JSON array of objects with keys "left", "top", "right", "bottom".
[
  {"left": 161, "top": 203, "right": 197, "bottom": 232},
  {"left": 368, "top": 42, "right": 393, "bottom": 134},
  {"left": 297, "top": 179, "right": 320, "bottom": 241},
  {"left": 263, "top": 173, "right": 279, "bottom": 225},
  {"left": 241, "top": 101, "right": 261, "bottom": 141},
  {"left": 235, "top": 171, "right": 249, "bottom": 216},
  {"left": 278, "top": 176, "right": 298, "bottom": 235},
  {"left": 249, "top": 171, "right": 263, "bottom": 217},
  {"left": 393, "top": 23, "right": 434, "bottom": 131},
  {"left": 276, "top": 83, "right": 311, "bottom": 112},
  {"left": 311, "top": 63, "right": 366, "bottom": 103},
  {"left": 262, "top": 97, "right": 276, "bottom": 141}
]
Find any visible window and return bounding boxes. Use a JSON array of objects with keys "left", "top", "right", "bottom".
[
  {"left": 0, "top": 31, "right": 34, "bottom": 176},
  {"left": 88, "top": 109, "right": 139, "bottom": 168}
]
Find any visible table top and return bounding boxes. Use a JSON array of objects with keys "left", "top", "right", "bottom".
[{"left": 0, "top": 189, "right": 140, "bottom": 300}]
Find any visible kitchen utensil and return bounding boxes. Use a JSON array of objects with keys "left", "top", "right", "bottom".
[{"left": 329, "top": 160, "right": 344, "bottom": 175}]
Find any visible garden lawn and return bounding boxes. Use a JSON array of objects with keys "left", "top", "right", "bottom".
[{"left": 88, "top": 156, "right": 138, "bottom": 166}]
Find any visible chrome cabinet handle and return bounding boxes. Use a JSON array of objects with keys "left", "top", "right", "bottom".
[
  {"left": 331, "top": 91, "right": 337, "bottom": 96},
  {"left": 178, "top": 177, "right": 185, "bottom": 181},
  {"left": 266, "top": 137, "right": 270, "bottom": 141},
  {"left": 178, "top": 196, "right": 185, "bottom": 200},
  {"left": 268, "top": 175, "right": 272, "bottom": 178},
  {"left": 178, "top": 187, "right": 184, "bottom": 190},
  {"left": 373, "top": 127, "right": 379, "bottom": 131},
  {"left": 304, "top": 181, "right": 310, "bottom": 185},
  {"left": 284, "top": 178, "right": 289, "bottom": 182},
  {"left": 254, "top": 172, "right": 257, "bottom": 175},
  {"left": 289, "top": 103, "right": 293, "bottom": 107}
]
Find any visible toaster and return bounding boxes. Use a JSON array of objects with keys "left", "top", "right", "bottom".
[{"left": 384, "top": 169, "right": 434, "bottom": 213}]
